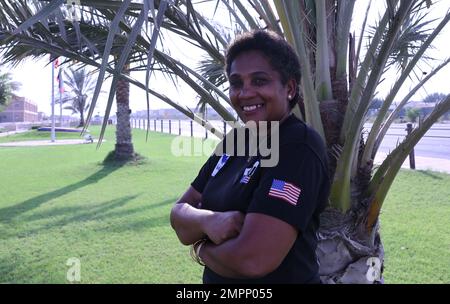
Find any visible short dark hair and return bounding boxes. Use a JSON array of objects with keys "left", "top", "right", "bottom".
[{"left": 225, "top": 30, "right": 301, "bottom": 109}]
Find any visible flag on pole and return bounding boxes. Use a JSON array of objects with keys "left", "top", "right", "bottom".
[
  {"left": 57, "top": 68, "right": 64, "bottom": 93},
  {"left": 52, "top": 56, "right": 64, "bottom": 94}
]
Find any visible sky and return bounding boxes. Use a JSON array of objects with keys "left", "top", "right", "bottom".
[{"left": 6, "top": 1, "right": 450, "bottom": 117}]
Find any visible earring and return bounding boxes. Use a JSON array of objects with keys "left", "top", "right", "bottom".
[{"left": 288, "top": 95, "right": 292, "bottom": 100}]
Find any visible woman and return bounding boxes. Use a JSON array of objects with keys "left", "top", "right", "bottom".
[{"left": 170, "top": 30, "right": 330, "bottom": 283}]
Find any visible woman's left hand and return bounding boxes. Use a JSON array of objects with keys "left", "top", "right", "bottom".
[{"left": 203, "top": 210, "right": 245, "bottom": 245}]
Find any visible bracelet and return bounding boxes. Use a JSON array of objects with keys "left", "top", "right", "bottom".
[
  {"left": 196, "top": 240, "right": 206, "bottom": 265},
  {"left": 190, "top": 239, "right": 207, "bottom": 266}
]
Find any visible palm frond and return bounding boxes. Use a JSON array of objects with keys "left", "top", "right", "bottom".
[{"left": 366, "top": 93, "right": 450, "bottom": 232}]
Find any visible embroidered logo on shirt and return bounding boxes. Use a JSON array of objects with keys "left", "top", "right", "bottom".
[
  {"left": 268, "top": 179, "right": 301, "bottom": 206},
  {"left": 240, "top": 161, "right": 260, "bottom": 184},
  {"left": 211, "top": 154, "right": 230, "bottom": 177}
]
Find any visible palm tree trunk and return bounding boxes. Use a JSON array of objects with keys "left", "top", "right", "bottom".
[
  {"left": 114, "top": 63, "right": 135, "bottom": 160},
  {"left": 317, "top": 208, "right": 384, "bottom": 284},
  {"left": 79, "top": 111, "right": 85, "bottom": 127}
]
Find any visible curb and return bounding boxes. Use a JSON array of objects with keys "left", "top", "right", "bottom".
[{"left": 0, "top": 139, "right": 102, "bottom": 147}]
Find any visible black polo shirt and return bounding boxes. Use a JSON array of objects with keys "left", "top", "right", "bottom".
[{"left": 191, "top": 115, "right": 330, "bottom": 284}]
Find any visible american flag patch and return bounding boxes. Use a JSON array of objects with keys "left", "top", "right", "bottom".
[{"left": 268, "top": 179, "right": 301, "bottom": 206}]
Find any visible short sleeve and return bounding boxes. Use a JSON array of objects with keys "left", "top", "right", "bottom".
[
  {"left": 191, "top": 154, "right": 221, "bottom": 193},
  {"left": 247, "top": 143, "right": 328, "bottom": 233}
]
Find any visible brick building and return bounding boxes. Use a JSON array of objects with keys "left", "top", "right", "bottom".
[{"left": 0, "top": 96, "right": 38, "bottom": 122}]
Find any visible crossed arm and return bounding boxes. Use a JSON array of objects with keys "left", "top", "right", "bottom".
[{"left": 170, "top": 186, "right": 298, "bottom": 279}]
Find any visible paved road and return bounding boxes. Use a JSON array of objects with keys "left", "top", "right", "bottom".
[
  {"left": 379, "top": 136, "right": 450, "bottom": 160},
  {"left": 366, "top": 123, "right": 450, "bottom": 173},
  {"left": 135, "top": 120, "right": 450, "bottom": 159},
  {"left": 176, "top": 120, "right": 450, "bottom": 172},
  {"left": 366, "top": 124, "right": 450, "bottom": 160}
]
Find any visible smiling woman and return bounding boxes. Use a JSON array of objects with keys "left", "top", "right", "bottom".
[
  {"left": 170, "top": 30, "right": 331, "bottom": 284},
  {"left": 225, "top": 30, "right": 302, "bottom": 123},
  {"left": 228, "top": 50, "right": 293, "bottom": 123}
]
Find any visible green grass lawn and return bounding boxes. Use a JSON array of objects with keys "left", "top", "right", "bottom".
[
  {"left": 380, "top": 170, "right": 450, "bottom": 284},
  {"left": 0, "top": 127, "right": 448, "bottom": 283}
]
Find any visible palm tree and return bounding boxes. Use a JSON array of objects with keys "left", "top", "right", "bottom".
[
  {"left": 60, "top": 66, "right": 96, "bottom": 127},
  {"left": 0, "top": 0, "right": 449, "bottom": 283},
  {"left": 406, "top": 107, "right": 421, "bottom": 123}
]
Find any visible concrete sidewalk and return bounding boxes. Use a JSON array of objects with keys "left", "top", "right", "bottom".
[
  {"left": 0, "top": 139, "right": 101, "bottom": 147},
  {"left": 374, "top": 152, "right": 450, "bottom": 174}
]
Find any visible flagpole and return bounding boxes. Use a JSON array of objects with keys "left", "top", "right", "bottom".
[
  {"left": 60, "top": 91, "right": 62, "bottom": 127},
  {"left": 59, "top": 70, "right": 63, "bottom": 127},
  {"left": 51, "top": 59, "right": 56, "bottom": 142}
]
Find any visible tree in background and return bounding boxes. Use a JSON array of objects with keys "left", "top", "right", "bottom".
[
  {"left": 0, "top": 68, "right": 20, "bottom": 111},
  {"left": 369, "top": 98, "right": 384, "bottom": 111},
  {"left": 60, "top": 66, "right": 96, "bottom": 127},
  {"left": 0, "top": 0, "right": 450, "bottom": 283},
  {"left": 422, "top": 92, "right": 447, "bottom": 103},
  {"left": 406, "top": 107, "right": 421, "bottom": 122}
]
